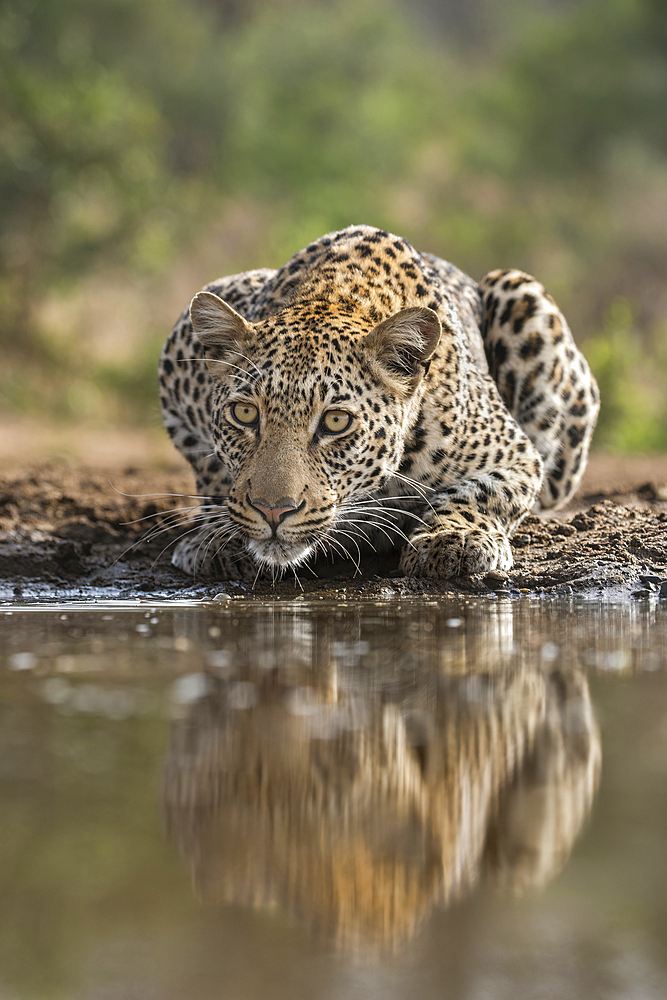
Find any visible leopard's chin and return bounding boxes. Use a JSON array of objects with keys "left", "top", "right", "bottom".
[{"left": 246, "top": 537, "right": 315, "bottom": 569}]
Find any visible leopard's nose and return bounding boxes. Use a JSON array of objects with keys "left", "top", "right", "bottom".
[{"left": 249, "top": 496, "right": 299, "bottom": 526}]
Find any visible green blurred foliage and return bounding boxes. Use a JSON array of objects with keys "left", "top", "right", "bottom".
[
  {"left": 467, "top": 0, "right": 667, "bottom": 179},
  {"left": 586, "top": 299, "right": 667, "bottom": 451},
  {"left": 0, "top": 0, "right": 666, "bottom": 449}
]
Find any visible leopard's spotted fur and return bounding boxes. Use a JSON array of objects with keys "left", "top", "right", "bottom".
[{"left": 158, "top": 226, "right": 599, "bottom": 580}]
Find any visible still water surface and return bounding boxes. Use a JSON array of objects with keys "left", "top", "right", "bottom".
[{"left": 1, "top": 596, "right": 666, "bottom": 999}]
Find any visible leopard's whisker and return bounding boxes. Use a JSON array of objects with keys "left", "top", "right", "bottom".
[
  {"left": 146, "top": 511, "right": 237, "bottom": 572},
  {"left": 324, "top": 528, "right": 364, "bottom": 572},
  {"left": 192, "top": 516, "right": 238, "bottom": 573},
  {"left": 340, "top": 510, "right": 412, "bottom": 533},
  {"left": 317, "top": 531, "right": 353, "bottom": 565},
  {"left": 338, "top": 516, "right": 408, "bottom": 549},
  {"left": 323, "top": 537, "right": 361, "bottom": 574},
  {"left": 342, "top": 502, "right": 430, "bottom": 530},
  {"left": 113, "top": 509, "right": 218, "bottom": 567},
  {"left": 344, "top": 491, "right": 428, "bottom": 509},
  {"left": 199, "top": 521, "right": 238, "bottom": 569},
  {"left": 235, "top": 351, "right": 265, "bottom": 380},
  {"left": 341, "top": 508, "right": 413, "bottom": 533},
  {"left": 391, "top": 470, "right": 436, "bottom": 494},
  {"left": 390, "top": 471, "right": 439, "bottom": 517},
  {"left": 133, "top": 507, "right": 224, "bottom": 546},
  {"left": 120, "top": 503, "right": 218, "bottom": 528},
  {"left": 173, "top": 356, "right": 257, "bottom": 382},
  {"left": 110, "top": 485, "right": 216, "bottom": 503},
  {"left": 148, "top": 519, "right": 223, "bottom": 571},
  {"left": 204, "top": 528, "right": 241, "bottom": 569},
  {"left": 300, "top": 558, "right": 319, "bottom": 577}
]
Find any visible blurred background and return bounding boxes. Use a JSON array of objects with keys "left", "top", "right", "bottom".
[{"left": 1, "top": 0, "right": 666, "bottom": 458}]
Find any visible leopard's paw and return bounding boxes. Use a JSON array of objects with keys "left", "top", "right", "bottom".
[
  {"left": 172, "top": 532, "right": 256, "bottom": 580},
  {"left": 399, "top": 524, "right": 512, "bottom": 579}
]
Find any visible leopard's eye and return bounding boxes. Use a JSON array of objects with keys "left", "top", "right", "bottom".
[
  {"left": 321, "top": 409, "right": 353, "bottom": 434},
  {"left": 231, "top": 402, "right": 259, "bottom": 426}
]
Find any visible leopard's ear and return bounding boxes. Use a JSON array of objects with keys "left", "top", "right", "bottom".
[
  {"left": 362, "top": 307, "right": 442, "bottom": 385},
  {"left": 190, "top": 291, "right": 253, "bottom": 370}
]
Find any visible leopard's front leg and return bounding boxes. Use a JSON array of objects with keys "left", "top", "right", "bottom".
[
  {"left": 400, "top": 509, "right": 513, "bottom": 578},
  {"left": 399, "top": 458, "right": 543, "bottom": 580}
]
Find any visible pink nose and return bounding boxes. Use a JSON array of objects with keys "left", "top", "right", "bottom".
[{"left": 249, "top": 497, "right": 299, "bottom": 526}]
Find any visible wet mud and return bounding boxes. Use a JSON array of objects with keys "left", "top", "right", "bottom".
[{"left": 1, "top": 461, "right": 666, "bottom": 601}]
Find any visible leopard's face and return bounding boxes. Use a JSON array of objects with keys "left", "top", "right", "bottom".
[{"left": 191, "top": 293, "right": 442, "bottom": 568}]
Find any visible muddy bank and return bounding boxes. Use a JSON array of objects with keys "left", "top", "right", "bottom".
[{"left": 1, "top": 460, "right": 666, "bottom": 601}]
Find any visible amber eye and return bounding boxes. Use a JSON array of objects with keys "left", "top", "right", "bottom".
[
  {"left": 321, "top": 409, "right": 353, "bottom": 434},
  {"left": 231, "top": 402, "right": 259, "bottom": 426}
]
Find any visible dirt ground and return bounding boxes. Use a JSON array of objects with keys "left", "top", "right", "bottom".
[{"left": 1, "top": 438, "right": 666, "bottom": 602}]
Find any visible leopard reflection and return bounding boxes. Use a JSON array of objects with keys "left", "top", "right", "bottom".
[{"left": 164, "top": 661, "right": 600, "bottom": 952}]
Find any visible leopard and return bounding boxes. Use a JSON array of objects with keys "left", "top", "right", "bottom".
[{"left": 158, "top": 225, "right": 599, "bottom": 581}]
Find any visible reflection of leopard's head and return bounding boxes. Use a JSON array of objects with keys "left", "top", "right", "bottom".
[
  {"left": 189, "top": 291, "right": 442, "bottom": 569},
  {"left": 164, "top": 665, "right": 600, "bottom": 952}
]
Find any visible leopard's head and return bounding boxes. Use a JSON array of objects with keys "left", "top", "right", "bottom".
[{"left": 190, "top": 291, "right": 442, "bottom": 568}]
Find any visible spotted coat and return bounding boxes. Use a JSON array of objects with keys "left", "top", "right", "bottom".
[{"left": 158, "top": 226, "right": 599, "bottom": 579}]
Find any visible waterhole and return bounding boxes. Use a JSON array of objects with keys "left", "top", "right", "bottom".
[{"left": 1, "top": 596, "right": 666, "bottom": 998}]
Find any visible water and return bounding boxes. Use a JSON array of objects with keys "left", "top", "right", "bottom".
[{"left": 1, "top": 596, "right": 667, "bottom": 999}]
